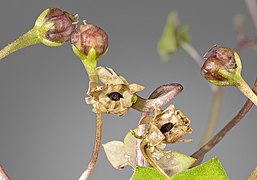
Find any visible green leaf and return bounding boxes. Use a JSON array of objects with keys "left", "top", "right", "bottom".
[
  {"left": 157, "top": 11, "right": 178, "bottom": 62},
  {"left": 132, "top": 166, "right": 167, "bottom": 180},
  {"left": 131, "top": 157, "right": 228, "bottom": 180},
  {"left": 157, "top": 11, "right": 190, "bottom": 62},
  {"left": 102, "top": 129, "right": 137, "bottom": 170},
  {"left": 176, "top": 24, "right": 190, "bottom": 48},
  {"left": 170, "top": 157, "right": 228, "bottom": 180}
]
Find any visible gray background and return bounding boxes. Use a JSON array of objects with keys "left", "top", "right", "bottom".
[{"left": 0, "top": 0, "right": 257, "bottom": 179}]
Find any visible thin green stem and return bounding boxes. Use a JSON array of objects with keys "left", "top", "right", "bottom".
[
  {"left": 200, "top": 88, "right": 224, "bottom": 145},
  {"left": 0, "top": 28, "right": 41, "bottom": 60},
  {"left": 72, "top": 46, "right": 98, "bottom": 83},
  {"left": 219, "top": 69, "right": 257, "bottom": 106},
  {"left": 82, "top": 59, "right": 98, "bottom": 83},
  {"left": 236, "top": 77, "right": 257, "bottom": 106}
]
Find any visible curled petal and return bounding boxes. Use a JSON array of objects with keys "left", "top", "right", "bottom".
[
  {"left": 96, "top": 66, "right": 112, "bottom": 84},
  {"left": 129, "top": 84, "right": 145, "bottom": 93}
]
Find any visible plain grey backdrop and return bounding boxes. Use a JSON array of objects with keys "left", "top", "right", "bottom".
[{"left": 0, "top": 0, "right": 257, "bottom": 179}]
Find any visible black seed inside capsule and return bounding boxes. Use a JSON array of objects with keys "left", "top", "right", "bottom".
[
  {"left": 108, "top": 92, "right": 123, "bottom": 101},
  {"left": 160, "top": 122, "right": 173, "bottom": 133}
]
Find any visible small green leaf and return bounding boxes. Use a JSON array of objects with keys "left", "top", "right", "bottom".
[
  {"left": 157, "top": 11, "right": 190, "bottom": 62},
  {"left": 176, "top": 24, "right": 190, "bottom": 47},
  {"left": 132, "top": 166, "right": 167, "bottom": 180},
  {"left": 170, "top": 157, "right": 228, "bottom": 180},
  {"left": 157, "top": 11, "right": 178, "bottom": 61},
  {"left": 103, "top": 129, "right": 137, "bottom": 170}
]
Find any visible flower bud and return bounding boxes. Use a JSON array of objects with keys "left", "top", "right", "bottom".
[
  {"left": 71, "top": 24, "right": 108, "bottom": 59},
  {"left": 35, "top": 8, "right": 77, "bottom": 46},
  {"left": 201, "top": 46, "right": 238, "bottom": 83}
]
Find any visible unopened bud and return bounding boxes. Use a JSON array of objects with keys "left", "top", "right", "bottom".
[
  {"left": 71, "top": 24, "right": 108, "bottom": 59},
  {"left": 201, "top": 46, "right": 238, "bottom": 83},
  {"left": 35, "top": 8, "right": 77, "bottom": 46}
]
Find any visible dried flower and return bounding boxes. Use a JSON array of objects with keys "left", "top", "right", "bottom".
[
  {"left": 145, "top": 105, "right": 192, "bottom": 146},
  {"left": 85, "top": 67, "right": 144, "bottom": 115},
  {"left": 71, "top": 24, "right": 108, "bottom": 59}
]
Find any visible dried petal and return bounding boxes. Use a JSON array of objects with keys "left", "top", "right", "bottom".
[
  {"left": 149, "top": 105, "right": 192, "bottom": 144},
  {"left": 86, "top": 67, "right": 144, "bottom": 115}
]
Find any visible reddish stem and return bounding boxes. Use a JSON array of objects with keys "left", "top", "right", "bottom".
[
  {"left": 0, "top": 165, "right": 10, "bottom": 180},
  {"left": 191, "top": 78, "right": 257, "bottom": 166},
  {"left": 79, "top": 113, "right": 102, "bottom": 180}
]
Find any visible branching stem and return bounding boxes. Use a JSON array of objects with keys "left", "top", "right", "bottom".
[
  {"left": 191, "top": 78, "right": 257, "bottom": 166},
  {"left": 135, "top": 83, "right": 184, "bottom": 167}
]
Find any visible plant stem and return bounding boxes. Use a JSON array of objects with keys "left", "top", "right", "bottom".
[
  {"left": 79, "top": 113, "right": 102, "bottom": 180},
  {"left": 191, "top": 78, "right": 257, "bottom": 166},
  {"left": 140, "top": 140, "right": 170, "bottom": 180},
  {"left": 181, "top": 42, "right": 219, "bottom": 93},
  {"left": 136, "top": 124, "right": 146, "bottom": 166},
  {"left": 200, "top": 88, "right": 224, "bottom": 145},
  {"left": 135, "top": 83, "right": 184, "bottom": 167},
  {"left": 236, "top": 76, "right": 257, "bottom": 106},
  {"left": 181, "top": 42, "right": 203, "bottom": 67},
  {"left": 0, "top": 28, "right": 41, "bottom": 60},
  {"left": 82, "top": 59, "right": 98, "bottom": 83},
  {"left": 132, "top": 83, "right": 183, "bottom": 112},
  {"left": 182, "top": 42, "right": 224, "bottom": 146},
  {"left": 245, "top": 0, "right": 257, "bottom": 34},
  {"left": 0, "top": 165, "right": 10, "bottom": 180}
]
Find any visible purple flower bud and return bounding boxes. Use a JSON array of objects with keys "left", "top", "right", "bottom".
[
  {"left": 71, "top": 24, "right": 108, "bottom": 58},
  {"left": 201, "top": 46, "right": 237, "bottom": 82},
  {"left": 42, "top": 8, "right": 76, "bottom": 44}
]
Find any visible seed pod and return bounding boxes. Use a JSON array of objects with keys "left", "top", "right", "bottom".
[
  {"left": 71, "top": 24, "right": 108, "bottom": 59},
  {"left": 145, "top": 105, "right": 192, "bottom": 146},
  {"left": 85, "top": 67, "right": 144, "bottom": 116}
]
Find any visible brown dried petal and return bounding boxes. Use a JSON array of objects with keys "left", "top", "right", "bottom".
[
  {"left": 96, "top": 67, "right": 112, "bottom": 84},
  {"left": 86, "top": 67, "right": 144, "bottom": 115},
  {"left": 150, "top": 105, "right": 192, "bottom": 144},
  {"left": 145, "top": 124, "right": 166, "bottom": 147}
]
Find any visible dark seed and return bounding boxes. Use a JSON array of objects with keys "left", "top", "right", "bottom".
[
  {"left": 108, "top": 92, "right": 123, "bottom": 101},
  {"left": 160, "top": 122, "right": 173, "bottom": 133}
]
